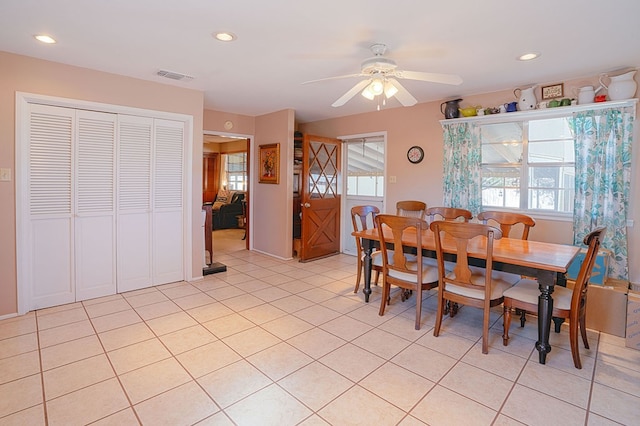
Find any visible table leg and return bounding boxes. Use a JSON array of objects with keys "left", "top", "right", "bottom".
[
  {"left": 362, "top": 240, "right": 373, "bottom": 303},
  {"left": 535, "top": 270, "right": 555, "bottom": 364}
]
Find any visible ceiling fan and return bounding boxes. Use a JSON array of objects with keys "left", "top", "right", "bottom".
[{"left": 303, "top": 43, "right": 463, "bottom": 108}]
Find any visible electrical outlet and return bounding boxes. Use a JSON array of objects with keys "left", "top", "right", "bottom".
[
  {"left": 389, "top": 175, "right": 397, "bottom": 184},
  {"left": 0, "top": 168, "right": 11, "bottom": 181}
]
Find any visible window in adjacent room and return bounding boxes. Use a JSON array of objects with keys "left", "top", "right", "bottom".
[{"left": 222, "top": 152, "right": 247, "bottom": 191}]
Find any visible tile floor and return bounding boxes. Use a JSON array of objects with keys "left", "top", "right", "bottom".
[{"left": 1, "top": 229, "right": 639, "bottom": 425}]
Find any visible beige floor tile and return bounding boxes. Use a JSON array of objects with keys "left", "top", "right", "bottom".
[
  {"left": 238, "top": 304, "right": 287, "bottom": 325},
  {"left": 159, "top": 324, "right": 217, "bottom": 355},
  {"left": 83, "top": 298, "right": 131, "bottom": 319},
  {"left": 222, "top": 327, "right": 280, "bottom": 357},
  {"left": 262, "top": 315, "right": 314, "bottom": 340},
  {"left": 319, "top": 315, "right": 372, "bottom": 341},
  {"left": 202, "top": 313, "right": 254, "bottom": 338},
  {"left": 198, "top": 360, "right": 272, "bottom": 408},
  {"left": 225, "top": 384, "right": 312, "bottom": 426},
  {"left": 269, "top": 295, "right": 315, "bottom": 313},
  {"left": 252, "top": 286, "right": 291, "bottom": 302},
  {"left": 297, "top": 414, "right": 332, "bottom": 425},
  {"left": 124, "top": 289, "right": 170, "bottom": 308},
  {"left": 501, "top": 384, "right": 586, "bottom": 426},
  {"left": 411, "top": 385, "right": 497, "bottom": 426},
  {"left": 293, "top": 304, "right": 341, "bottom": 326},
  {"left": 35, "top": 307, "right": 88, "bottom": 330},
  {"left": 440, "top": 362, "right": 513, "bottom": 410},
  {"left": 360, "top": 362, "right": 434, "bottom": 412},
  {"left": 319, "top": 343, "right": 385, "bottom": 382},
  {"left": 235, "top": 279, "right": 271, "bottom": 293},
  {"left": 298, "top": 287, "right": 337, "bottom": 304},
  {"left": 90, "top": 308, "right": 142, "bottom": 333},
  {"left": 346, "top": 304, "right": 395, "bottom": 327},
  {"left": 519, "top": 360, "right": 592, "bottom": 408},
  {"left": 0, "top": 374, "right": 43, "bottom": 418},
  {"left": 247, "top": 342, "right": 312, "bottom": 381},
  {"left": 414, "top": 328, "right": 476, "bottom": 359},
  {"left": 318, "top": 385, "right": 406, "bottom": 426},
  {"left": 187, "top": 302, "right": 234, "bottom": 323},
  {"left": 134, "top": 300, "right": 182, "bottom": 321},
  {"left": 276, "top": 280, "right": 315, "bottom": 294},
  {"left": 158, "top": 283, "right": 201, "bottom": 300},
  {"left": 0, "top": 332, "right": 38, "bottom": 360},
  {"left": 38, "top": 319, "right": 95, "bottom": 348},
  {"left": 376, "top": 313, "right": 431, "bottom": 341},
  {"left": 45, "top": 378, "right": 129, "bottom": 426},
  {"left": 36, "top": 302, "right": 82, "bottom": 317},
  {"left": 597, "top": 340, "right": 640, "bottom": 373},
  {"left": 98, "top": 322, "right": 155, "bottom": 352},
  {"left": 90, "top": 408, "right": 139, "bottom": 425},
  {"left": 119, "top": 358, "right": 191, "bottom": 404},
  {"left": 206, "top": 285, "right": 246, "bottom": 301},
  {"left": 194, "top": 411, "right": 236, "bottom": 425},
  {"left": 145, "top": 311, "right": 198, "bottom": 336},
  {"left": 493, "top": 414, "right": 527, "bottom": 425},
  {"left": 220, "top": 273, "right": 255, "bottom": 286},
  {"left": 586, "top": 412, "right": 624, "bottom": 426},
  {"left": 0, "top": 404, "right": 45, "bottom": 425},
  {"left": 107, "top": 338, "right": 171, "bottom": 374},
  {"left": 134, "top": 381, "right": 219, "bottom": 426},
  {"left": 192, "top": 278, "right": 231, "bottom": 293},
  {"left": 397, "top": 415, "right": 429, "bottom": 425},
  {"left": 81, "top": 294, "right": 124, "bottom": 306},
  {"left": 219, "top": 293, "right": 264, "bottom": 312},
  {"left": 541, "top": 345, "right": 597, "bottom": 381},
  {"left": 461, "top": 342, "right": 528, "bottom": 381},
  {"left": 278, "top": 361, "right": 354, "bottom": 411},
  {"left": 589, "top": 382, "right": 640, "bottom": 425},
  {"left": 43, "top": 354, "right": 115, "bottom": 400},
  {"left": 319, "top": 294, "right": 362, "bottom": 314},
  {"left": 177, "top": 340, "right": 242, "bottom": 378},
  {"left": 352, "top": 328, "right": 412, "bottom": 360},
  {"left": 0, "top": 350, "right": 40, "bottom": 385},
  {"left": 172, "top": 292, "right": 216, "bottom": 311},
  {"left": 594, "top": 360, "right": 640, "bottom": 397},
  {"left": 40, "top": 335, "right": 104, "bottom": 370},
  {"left": 287, "top": 328, "right": 347, "bottom": 359},
  {"left": 392, "top": 343, "right": 457, "bottom": 382}
]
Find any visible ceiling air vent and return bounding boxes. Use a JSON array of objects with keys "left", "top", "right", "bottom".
[{"left": 156, "top": 69, "right": 194, "bottom": 81}]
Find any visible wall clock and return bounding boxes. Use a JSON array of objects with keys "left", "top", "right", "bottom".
[
  {"left": 407, "top": 146, "right": 424, "bottom": 164},
  {"left": 224, "top": 120, "right": 234, "bottom": 130}
]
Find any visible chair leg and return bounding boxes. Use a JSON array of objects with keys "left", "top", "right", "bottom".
[
  {"left": 373, "top": 270, "right": 380, "bottom": 286},
  {"left": 354, "top": 257, "right": 363, "bottom": 294},
  {"left": 482, "top": 304, "right": 490, "bottom": 354},
  {"left": 379, "top": 280, "right": 390, "bottom": 317},
  {"left": 503, "top": 305, "right": 512, "bottom": 346},
  {"left": 519, "top": 310, "right": 526, "bottom": 327},
  {"left": 569, "top": 315, "right": 582, "bottom": 369},
  {"left": 434, "top": 294, "right": 445, "bottom": 337},
  {"left": 414, "top": 287, "right": 422, "bottom": 330},
  {"left": 580, "top": 313, "right": 590, "bottom": 350}
]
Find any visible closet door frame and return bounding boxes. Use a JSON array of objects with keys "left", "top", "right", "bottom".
[{"left": 15, "top": 92, "right": 194, "bottom": 315}]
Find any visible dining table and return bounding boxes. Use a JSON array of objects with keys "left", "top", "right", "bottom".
[{"left": 352, "top": 226, "right": 580, "bottom": 364}]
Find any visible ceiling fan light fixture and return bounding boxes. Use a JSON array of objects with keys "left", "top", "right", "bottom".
[
  {"left": 384, "top": 81, "right": 398, "bottom": 98},
  {"left": 369, "top": 78, "right": 384, "bottom": 96},
  {"left": 361, "top": 86, "right": 375, "bottom": 100}
]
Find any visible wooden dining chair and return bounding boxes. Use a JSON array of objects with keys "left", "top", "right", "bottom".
[
  {"left": 351, "top": 205, "right": 382, "bottom": 294},
  {"left": 375, "top": 214, "right": 440, "bottom": 330},
  {"left": 396, "top": 200, "right": 427, "bottom": 220},
  {"left": 477, "top": 211, "right": 536, "bottom": 240},
  {"left": 430, "top": 220, "right": 516, "bottom": 354},
  {"left": 426, "top": 206, "right": 473, "bottom": 223},
  {"left": 502, "top": 227, "right": 606, "bottom": 369}
]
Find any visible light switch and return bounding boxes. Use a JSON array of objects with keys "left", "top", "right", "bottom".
[
  {"left": 0, "top": 168, "right": 11, "bottom": 181},
  {"left": 389, "top": 176, "right": 397, "bottom": 184}
]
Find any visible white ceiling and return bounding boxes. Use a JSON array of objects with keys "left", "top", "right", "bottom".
[{"left": 2, "top": 0, "right": 640, "bottom": 123}]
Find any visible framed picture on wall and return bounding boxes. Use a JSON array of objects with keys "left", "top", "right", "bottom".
[{"left": 258, "top": 143, "right": 280, "bottom": 184}]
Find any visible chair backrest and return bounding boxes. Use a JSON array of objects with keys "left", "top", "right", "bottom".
[
  {"left": 396, "top": 200, "right": 427, "bottom": 219},
  {"left": 430, "top": 220, "right": 502, "bottom": 294},
  {"left": 477, "top": 211, "right": 535, "bottom": 240},
  {"left": 572, "top": 227, "right": 606, "bottom": 317},
  {"left": 375, "top": 214, "right": 429, "bottom": 284},
  {"left": 426, "top": 207, "right": 473, "bottom": 223},
  {"left": 351, "top": 205, "right": 380, "bottom": 255}
]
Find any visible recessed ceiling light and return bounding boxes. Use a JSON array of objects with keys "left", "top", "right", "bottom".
[
  {"left": 34, "top": 34, "right": 56, "bottom": 44},
  {"left": 214, "top": 32, "right": 236, "bottom": 42},
  {"left": 518, "top": 52, "right": 540, "bottom": 61}
]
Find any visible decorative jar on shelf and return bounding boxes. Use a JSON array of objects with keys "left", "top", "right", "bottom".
[{"left": 599, "top": 70, "right": 637, "bottom": 101}]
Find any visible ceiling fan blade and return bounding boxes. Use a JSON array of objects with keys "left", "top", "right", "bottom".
[
  {"left": 331, "top": 80, "right": 370, "bottom": 107},
  {"left": 387, "top": 78, "right": 417, "bottom": 107},
  {"left": 302, "top": 74, "right": 362, "bottom": 84},
  {"left": 395, "top": 70, "right": 463, "bottom": 85}
]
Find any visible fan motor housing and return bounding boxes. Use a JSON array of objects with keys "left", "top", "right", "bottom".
[{"left": 361, "top": 57, "right": 397, "bottom": 74}]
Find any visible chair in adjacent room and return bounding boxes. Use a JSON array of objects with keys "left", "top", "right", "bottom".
[
  {"left": 376, "top": 214, "right": 440, "bottom": 330},
  {"left": 477, "top": 211, "right": 536, "bottom": 240},
  {"left": 396, "top": 200, "right": 427, "bottom": 220},
  {"left": 430, "top": 220, "right": 516, "bottom": 354},
  {"left": 502, "top": 227, "right": 606, "bottom": 369},
  {"left": 425, "top": 206, "right": 473, "bottom": 223},
  {"left": 351, "top": 205, "right": 382, "bottom": 294}
]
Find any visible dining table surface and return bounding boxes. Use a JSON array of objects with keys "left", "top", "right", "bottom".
[{"left": 352, "top": 225, "right": 581, "bottom": 364}]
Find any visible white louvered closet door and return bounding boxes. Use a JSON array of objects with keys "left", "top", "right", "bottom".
[
  {"left": 153, "top": 119, "right": 184, "bottom": 284},
  {"left": 27, "top": 104, "right": 75, "bottom": 309},
  {"left": 117, "top": 115, "right": 153, "bottom": 292},
  {"left": 75, "top": 110, "right": 117, "bottom": 301}
]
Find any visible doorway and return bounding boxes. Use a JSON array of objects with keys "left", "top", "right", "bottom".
[{"left": 340, "top": 133, "right": 386, "bottom": 256}]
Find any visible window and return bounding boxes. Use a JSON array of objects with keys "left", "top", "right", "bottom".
[
  {"left": 345, "top": 139, "right": 384, "bottom": 197},
  {"left": 222, "top": 152, "right": 247, "bottom": 190},
  {"left": 481, "top": 116, "right": 575, "bottom": 214}
]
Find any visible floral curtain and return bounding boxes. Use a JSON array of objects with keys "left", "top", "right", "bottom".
[
  {"left": 441, "top": 122, "right": 482, "bottom": 216},
  {"left": 570, "top": 106, "right": 635, "bottom": 280}
]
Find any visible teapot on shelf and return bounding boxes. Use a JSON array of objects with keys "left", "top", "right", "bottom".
[
  {"left": 599, "top": 70, "right": 637, "bottom": 101},
  {"left": 514, "top": 85, "right": 538, "bottom": 111}
]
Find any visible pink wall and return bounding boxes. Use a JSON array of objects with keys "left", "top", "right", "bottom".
[
  {"left": 0, "top": 51, "right": 204, "bottom": 317},
  {"left": 300, "top": 74, "right": 640, "bottom": 284}
]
